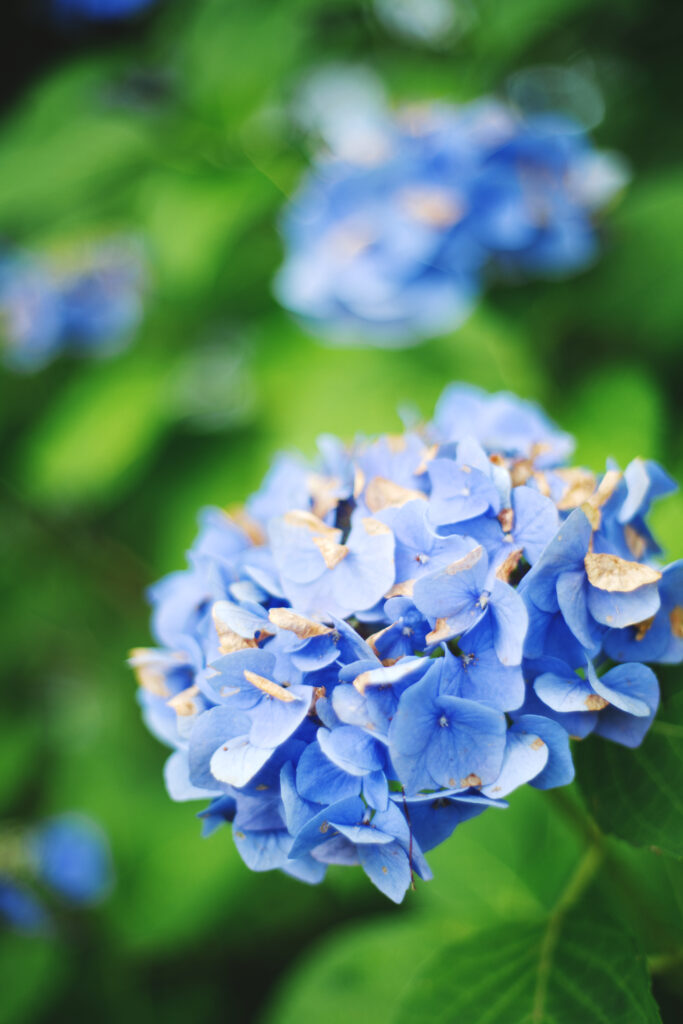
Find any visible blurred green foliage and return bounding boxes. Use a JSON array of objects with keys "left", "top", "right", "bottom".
[{"left": 0, "top": 0, "right": 681, "bottom": 1022}]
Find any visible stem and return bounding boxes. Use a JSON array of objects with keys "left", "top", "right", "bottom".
[
  {"left": 531, "top": 845, "right": 604, "bottom": 1023},
  {"left": 547, "top": 787, "right": 683, "bottom": 951}
]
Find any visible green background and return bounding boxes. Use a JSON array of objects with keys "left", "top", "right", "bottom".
[{"left": 0, "top": 1, "right": 681, "bottom": 1021}]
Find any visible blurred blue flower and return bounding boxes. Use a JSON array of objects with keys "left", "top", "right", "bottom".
[
  {"left": 30, "top": 815, "right": 113, "bottom": 906},
  {"left": 0, "top": 239, "right": 145, "bottom": 372},
  {"left": 52, "top": 0, "right": 157, "bottom": 21},
  {"left": 133, "top": 384, "right": 680, "bottom": 902},
  {"left": 0, "top": 880, "right": 50, "bottom": 935},
  {"left": 0, "top": 814, "right": 112, "bottom": 932},
  {"left": 275, "top": 99, "right": 626, "bottom": 345}
]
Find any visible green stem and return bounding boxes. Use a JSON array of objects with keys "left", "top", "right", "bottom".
[
  {"left": 531, "top": 845, "right": 604, "bottom": 1023},
  {"left": 547, "top": 786, "right": 683, "bottom": 952}
]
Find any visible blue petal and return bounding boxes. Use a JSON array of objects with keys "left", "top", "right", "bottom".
[
  {"left": 188, "top": 705, "right": 252, "bottom": 790},
  {"left": 534, "top": 670, "right": 596, "bottom": 713},
  {"left": 522, "top": 508, "right": 591, "bottom": 612},
  {"left": 317, "top": 725, "right": 383, "bottom": 776},
  {"left": 233, "top": 828, "right": 293, "bottom": 871},
  {"left": 556, "top": 569, "right": 602, "bottom": 653},
  {"left": 489, "top": 579, "right": 528, "bottom": 665},
  {"left": 164, "top": 748, "right": 221, "bottom": 802},
  {"left": 587, "top": 581, "right": 661, "bottom": 629},
  {"left": 357, "top": 843, "right": 412, "bottom": 903},
  {"left": 511, "top": 485, "right": 559, "bottom": 564},
  {"left": 280, "top": 761, "right": 320, "bottom": 835},
  {"left": 588, "top": 663, "right": 653, "bottom": 717},
  {"left": 448, "top": 617, "right": 525, "bottom": 711},
  {"left": 512, "top": 715, "right": 575, "bottom": 789},
  {"left": 248, "top": 687, "right": 311, "bottom": 748},
  {"left": 428, "top": 459, "right": 500, "bottom": 525},
  {"left": 210, "top": 735, "right": 274, "bottom": 787},
  {"left": 296, "top": 742, "right": 361, "bottom": 804},
  {"left": 482, "top": 727, "right": 549, "bottom": 798},
  {"left": 413, "top": 545, "right": 488, "bottom": 634},
  {"left": 426, "top": 694, "right": 507, "bottom": 790},
  {"left": 363, "top": 770, "right": 389, "bottom": 811},
  {"left": 289, "top": 797, "right": 366, "bottom": 859}
]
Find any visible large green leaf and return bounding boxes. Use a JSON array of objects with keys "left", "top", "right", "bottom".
[
  {"left": 575, "top": 690, "right": 683, "bottom": 859},
  {"left": 0, "top": 61, "right": 152, "bottom": 230},
  {"left": 262, "top": 914, "right": 470, "bottom": 1024},
  {"left": 17, "top": 345, "right": 174, "bottom": 508},
  {"left": 394, "top": 912, "right": 661, "bottom": 1024}
]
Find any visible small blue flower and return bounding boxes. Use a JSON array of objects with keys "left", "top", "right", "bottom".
[
  {"left": 133, "top": 383, "right": 680, "bottom": 902},
  {"left": 413, "top": 543, "right": 529, "bottom": 665},
  {"left": 30, "top": 815, "right": 113, "bottom": 906},
  {"left": 388, "top": 655, "right": 507, "bottom": 794},
  {"left": 0, "top": 880, "right": 50, "bottom": 934}
]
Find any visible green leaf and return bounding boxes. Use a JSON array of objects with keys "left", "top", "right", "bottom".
[
  {"left": 0, "top": 934, "right": 66, "bottom": 1024},
  {"left": 253, "top": 305, "right": 543, "bottom": 454},
  {"left": 395, "top": 908, "right": 661, "bottom": 1024},
  {"left": 417, "top": 786, "right": 584, "bottom": 926},
  {"left": 17, "top": 346, "right": 174, "bottom": 509},
  {"left": 0, "top": 61, "right": 152, "bottom": 230},
  {"left": 561, "top": 364, "right": 662, "bottom": 470},
  {"left": 138, "top": 170, "right": 276, "bottom": 297},
  {"left": 582, "top": 173, "right": 683, "bottom": 349},
  {"left": 575, "top": 689, "right": 683, "bottom": 859},
  {"left": 262, "top": 914, "right": 470, "bottom": 1024}
]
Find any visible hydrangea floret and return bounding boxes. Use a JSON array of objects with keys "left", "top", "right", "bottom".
[
  {"left": 132, "top": 384, "right": 681, "bottom": 903},
  {"left": 275, "top": 100, "right": 626, "bottom": 345}
]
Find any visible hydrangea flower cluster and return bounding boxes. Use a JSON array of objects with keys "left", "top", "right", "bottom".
[
  {"left": 0, "top": 238, "right": 145, "bottom": 372},
  {"left": 275, "top": 100, "right": 626, "bottom": 345},
  {"left": 0, "top": 815, "right": 113, "bottom": 934},
  {"left": 132, "top": 384, "right": 681, "bottom": 903}
]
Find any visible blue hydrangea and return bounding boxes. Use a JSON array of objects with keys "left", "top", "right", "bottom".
[
  {"left": 0, "top": 814, "right": 112, "bottom": 932},
  {"left": 132, "top": 383, "right": 681, "bottom": 903},
  {"left": 0, "top": 239, "right": 145, "bottom": 372},
  {"left": 275, "top": 100, "right": 626, "bottom": 345},
  {"left": 52, "top": 0, "right": 157, "bottom": 21}
]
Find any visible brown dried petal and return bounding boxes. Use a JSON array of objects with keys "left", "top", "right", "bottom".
[
  {"left": 243, "top": 670, "right": 296, "bottom": 702},
  {"left": 495, "top": 548, "right": 523, "bottom": 583},
  {"left": 584, "top": 552, "right": 662, "bottom": 592},
  {"left": 268, "top": 607, "right": 332, "bottom": 638},
  {"left": 313, "top": 536, "right": 349, "bottom": 569},
  {"left": 364, "top": 476, "right": 426, "bottom": 513},
  {"left": 446, "top": 546, "right": 484, "bottom": 575},
  {"left": 167, "top": 685, "right": 200, "bottom": 717},
  {"left": 556, "top": 468, "right": 597, "bottom": 510},
  {"left": 670, "top": 606, "right": 683, "bottom": 639}
]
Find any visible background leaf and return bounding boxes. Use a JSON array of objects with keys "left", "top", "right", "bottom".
[
  {"left": 575, "top": 688, "right": 683, "bottom": 859},
  {"left": 395, "top": 911, "right": 662, "bottom": 1024}
]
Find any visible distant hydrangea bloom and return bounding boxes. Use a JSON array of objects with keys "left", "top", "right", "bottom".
[
  {"left": 0, "top": 880, "right": 50, "bottom": 934},
  {"left": 52, "top": 0, "right": 157, "bottom": 21},
  {"left": 29, "top": 815, "right": 113, "bottom": 906},
  {"left": 275, "top": 100, "right": 626, "bottom": 346},
  {"left": 0, "top": 239, "right": 145, "bottom": 372},
  {"left": 0, "top": 814, "right": 112, "bottom": 932},
  {"left": 131, "top": 384, "right": 680, "bottom": 903}
]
